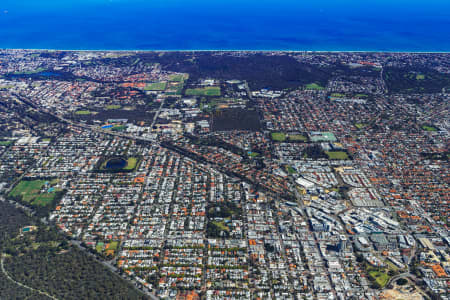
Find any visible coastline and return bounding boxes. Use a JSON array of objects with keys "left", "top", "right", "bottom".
[{"left": 2, "top": 48, "right": 450, "bottom": 54}]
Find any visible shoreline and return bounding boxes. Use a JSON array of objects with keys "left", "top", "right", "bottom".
[{"left": 2, "top": 48, "right": 450, "bottom": 54}]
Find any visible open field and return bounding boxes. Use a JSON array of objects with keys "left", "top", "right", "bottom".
[
  {"left": 248, "top": 152, "right": 260, "bottom": 158},
  {"left": 288, "top": 134, "right": 308, "bottom": 142},
  {"left": 105, "top": 105, "right": 121, "bottom": 110},
  {"left": 75, "top": 110, "right": 92, "bottom": 115},
  {"left": 111, "top": 125, "right": 126, "bottom": 131},
  {"left": 186, "top": 86, "right": 221, "bottom": 96},
  {"left": 305, "top": 83, "right": 325, "bottom": 90},
  {"left": 107, "top": 241, "right": 119, "bottom": 251},
  {"left": 422, "top": 125, "right": 438, "bottom": 131},
  {"left": 144, "top": 82, "right": 167, "bottom": 91},
  {"left": 13, "top": 67, "right": 46, "bottom": 75},
  {"left": 271, "top": 132, "right": 286, "bottom": 142},
  {"left": 212, "top": 221, "right": 229, "bottom": 232},
  {"left": 33, "top": 193, "right": 57, "bottom": 206},
  {"left": 326, "top": 151, "right": 349, "bottom": 160},
  {"left": 286, "top": 166, "right": 297, "bottom": 174},
  {"left": 9, "top": 180, "right": 61, "bottom": 207},
  {"left": 271, "top": 132, "right": 307, "bottom": 142},
  {"left": 355, "top": 123, "right": 368, "bottom": 129},
  {"left": 9, "top": 180, "right": 47, "bottom": 203},
  {"left": 0, "top": 140, "right": 13, "bottom": 146},
  {"left": 166, "top": 81, "right": 184, "bottom": 95},
  {"left": 169, "top": 74, "right": 188, "bottom": 82},
  {"left": 96, "top": 242, "right": 104, "bottom": 253},
  {"left": 124, "top": 157, "right": 139, "bottom": 170},
  {"left": 355, "top": 93, "right": 368, "bottom": 98},
  {"left": 369, "top": 270, "right": 390, "bottom": 288}
]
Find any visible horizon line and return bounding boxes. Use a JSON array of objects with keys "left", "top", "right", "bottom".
[{"left": 2, "top": 48, "right": 450, "bottom": 54}]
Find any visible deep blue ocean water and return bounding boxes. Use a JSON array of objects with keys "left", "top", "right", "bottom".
[{"left": 0, "top": 0, "right": 449, "bottom": 51}]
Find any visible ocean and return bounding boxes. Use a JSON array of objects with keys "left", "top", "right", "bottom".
[{"left": 0, "top": 0, "right": 449, "bottom": 51}]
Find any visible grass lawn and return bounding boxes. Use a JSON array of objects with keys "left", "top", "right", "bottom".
[
  {"left": 106, "top": 105, "right": 121, "bottom": 110},
  {"left": 111, "top": 125, "right": 126, "bottom": 131},
  {"left": 271, "top": 132, "right": 286, "bottom": 142},
  {"left": 13, "top": 67, "right": 46, "bottom": 75},
  {"left": 355, "top": 123, "right": 367, "bottom": 129},
  {"left": 9, "top": 179, "right": 60, "bottom": 206},
  {"left": 185, "top": 86, "right": 221, "bottom": 96},
  {"left": 199, "top": 97, "right": 223, "bottom": 111},
  {"left": 96, "top": 242, "right": 104, "bottom": 253},
  {"left": 248, "top": 152, "right": 260, "bottom": 158},
  {"left": 109, "top": 241, "right": 119, "bottom": 250},
  {"left": 422, "top": 125, "right": 438, "bottom": 131},
  {"left": 124, "top": 157, "right": 139, "bottom": 170},
  {"left": 0, "top": 140, "right": 13, "bottom": 146},
  {"left": 305, "top": 83, "right": 325, "bottom": 90},
  {"left": 169, "top": 74, "right": 188, "bottom": 82},
  {"left": 107, "top": 241, "right": 119, "bottom": 251},
  {"left": 204, "top": 87, "right": 221, "bottom": 96},
  {"left": 144, "top": 82, "right": 167, "bottom": 91},
  {"left": 166, "top": 81, "right": 185, "bottom": 95},
  {"left": 369, "top": 270, "right": 390, "bottom": 288},
  {"left": 288, "top": 134, "right": 308, "bottom": 142},
  {"left": 33, "top": 193, "right": 57, "bottom": 206},
  {"left": 212, "top": 221, "right": 229, "bottom": 232},
  {"left": 355, "top": 93, "right": 369, "bottom": 98},
  {"left": 286, "top": 166, "right": 297, "bottom": 174},
  {"left": 75, "top": 110, "right": 92, "bottom": 115},
  {"left": 326, "top": 151, "right": 349, "bottom": 160},
  {"left": 9, "top": 180, "right": 47, "bottom": 202}
]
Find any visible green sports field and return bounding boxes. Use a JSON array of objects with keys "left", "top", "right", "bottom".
[
  {"left": 305, "top": 83, "right": 325, "bottom": 90},
  {"left": 288, "top": 134, "right": 308, "bottom": 142},
  {"left": 144, "top": 82, "right": 167, "bottom": 91},
  {"left": 271, "top": 132, "right": 286, "bottom": 142},
  {"left": 124, "top": 157, "right": 139, "bottom": 170},
  {"left": 9, "top": 179, "right": 60, "bottom": 206},
  {"left": 75, "top": 110, "right": 92, "bottom": 115},
  {"left": 105, "top": 105, "right": 121, "bottom": 110},
  {"left": 422, "top": 125, "right": 438, "bottom": 131},
  {"left": 33, "top": 193, "right": 57, "bottom": 206},
  {"left": 169, "top": 74, "right": 188, "bottom": 82},
  {"left": 325, "top": 151, "right": 349, "bottom": 160},
  {"left": 0, "top": 140, "right": 13, "bottom": 146},
  {"left": 185, "top": 86, "right": 221, "bottom": 96},
  {"left": 13, "top": 67, "right": 46, "bottom": 75}
]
